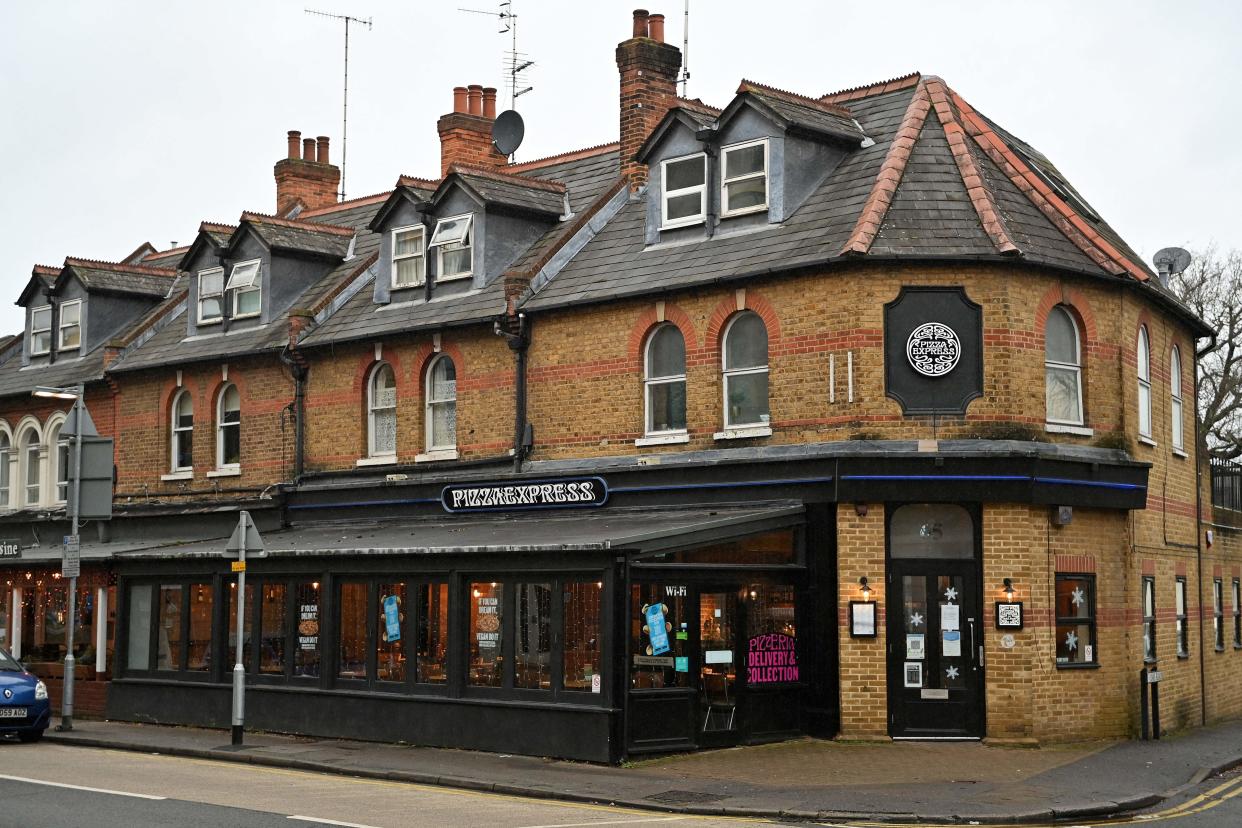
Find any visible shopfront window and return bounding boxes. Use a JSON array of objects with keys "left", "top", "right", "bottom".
[
  {"left": 259, "top": 583, "right": 286, "bottom": 674},
  {"left": 515, "top": 582, "right": 552, "bottom": 690},
  {"left": 890, "top": 504, "right": 974, "bottom": 558},
  {"left": 469, "top": 582, "right": 504, "bottom": 687},
  {"left": 338, "top": 581, "right": 368, "bottom": 680},
  {"left": 187, "top": 583, "right": 213, "bottom": 671},
  {"left": 563, "top": 581, "right": 602, "bottom": 692},
  {"left": 631, "top": 583, "right": 689, "bottom": 689},
  {"left": 294, "top": 581, "right": 321, "bottom": 677},
  {"left": 127, "top": 584, "right": 152, "bottom": 671},
  {"left": 377, "top": 582, "right": 406, "bottom": 683},
  {"left": 416, "top": 582, "right": 448, "bottom": 684},
  {"left": 745, "top": 584, "right": 798, "bottom": 685},
  {"left": 157, "top": 584, "right": 182, "bottom": 671}
]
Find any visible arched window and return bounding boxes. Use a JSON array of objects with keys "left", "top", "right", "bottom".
[
  {"left": 368, "top": 363, "right": 397, "bottom": 458},
  {"left": 644, "top": 324, "right": 686, "bottom": 436},
  {"left": 425, "top": 356, "right": 457, "bottom": 453},
  {"left": 216, "top": 384, "right": 241, "bottom": 469},
  {"left": 1137, "top": 326, "right": 1152, "bottom": 439},
  {"left": 171, "top": 390, "right": 194, "bottom": 472},
  {"left": 722, "top": 312, "right": 769, "bottom": 428},
  {"left": 1170, "top": 346, "right": 1184, "bottom": 452},
  {"left": 47, "top": 418, "right": 68, "bottom": 504},
  {"left": 1044, "top": 306, "right": 1083, "bottom": 426},
  {"left": 18, "top": 424, "right": 41, "bottom": 507},
  {"left": 0, "top": 428, "right": 10, "bottom": 509}
]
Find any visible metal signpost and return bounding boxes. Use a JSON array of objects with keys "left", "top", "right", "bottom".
[{"left": 226, "top": 511, "right": 263, "bottom": 745}]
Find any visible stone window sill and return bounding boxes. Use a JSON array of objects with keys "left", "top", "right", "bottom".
[
  {"left": 415, "top": 450, "right": 458, "bottom": 463},
  {"left": 1055, "top": 662, "right": 1100, "bottom": 670},
  {"left": 1045, "top": 423, "right": 1093, "bottom": 437},
  {"left": 160, "top": 471, "right": 193, "bottom": 482},
  {"left": 713, "top": 425, "right": 772, "bottom": 441},
  {"left": 635, "top": 433, "right": 690, "bottom": 447},
  {"left": 356, "top": 455, "right": 397, "bottom": 468},
  {"left": 1172, "top": 448, "right": 1188, "bottom": 459},
  {"left": 206, "top": 467, "right": 241, "bottom": 479},
  {"left": 1138, "top": 435, "right": 1158, "bottom": 447}
]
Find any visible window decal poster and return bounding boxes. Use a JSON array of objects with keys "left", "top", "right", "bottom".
[
  {"left": 746, "top": 633, "right": 798, "bottom": 684},
  {"left": 643, "top": 603, "right": 671, "bottom": 655},
  {"left": 383, "top": 594, "right": 402, "bottom": 642}
]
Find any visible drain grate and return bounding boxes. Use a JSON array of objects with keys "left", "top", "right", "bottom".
[{"left": 646, "top": 790, "right": 724, "bottom": 805}]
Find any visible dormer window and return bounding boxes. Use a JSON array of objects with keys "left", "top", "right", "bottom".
[
  {"left": 198, "top": 267, "right": 224, "bottom": 325},
  {"left": 392, "top": 225, "right": 426, "bottom": 288},
  {"left": 58, "top": 299, "right": 82, "bottom": 351},
  {"left": 661, "top": 153, "right": 707, "bottom": 229},
  {"left": 30, "top": 306, "right": 52, "bottom": 356},
  {"left": 721, "top": 139, "right": 768, "bottom": 217},
  {"left": 226, "top": 260, "right": 262, "bottom": 319},
  {"left": 429, "top": 214, "right": 473, "bottom": 281}
]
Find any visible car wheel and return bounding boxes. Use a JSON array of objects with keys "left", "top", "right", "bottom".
[{"left": 18, "top": 730, "right": 43, "bottom": 744}]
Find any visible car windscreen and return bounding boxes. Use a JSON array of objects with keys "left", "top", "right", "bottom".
[{"left": 0, "top": 650, "right": 23, "bottom": 672}]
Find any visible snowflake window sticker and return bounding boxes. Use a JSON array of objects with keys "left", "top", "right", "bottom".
[
  {"left": 945, "top": 666, "right": 960, "bottom": 680},
  {"left": 909, "top": 612, "right": 924, "bottom": 628},
  {"left": 1065, "top": 630, "right": 1079, "bottom": 652},
  {"left": 1071, "top": 587, "right": 1085, "bottom": 608},
  {"left": 943, "top": 586, "right": 958, "bottom": 602}
]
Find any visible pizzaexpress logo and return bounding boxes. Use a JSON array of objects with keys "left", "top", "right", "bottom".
[
  {"left": 442, "top": 477, "right": 608, "bottom": 512},
  {"left": 906, "top": 322, "right": 961, "bottom": 377}
]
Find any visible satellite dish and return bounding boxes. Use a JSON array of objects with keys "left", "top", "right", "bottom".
[
  {"left": 1153, "top": 247, "right": 1192, "bottom": 283},
  {"left": 492, "top": 109, "right": 525, "bottom": 157}
]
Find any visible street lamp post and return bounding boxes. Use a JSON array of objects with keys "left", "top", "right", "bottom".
[{"left": 33, "top": 384, "right": 86, "bottom": 732}]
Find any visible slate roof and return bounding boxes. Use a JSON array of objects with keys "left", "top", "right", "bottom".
[
  {"left": 60, "top": 258, "right": 178, "bottom": 298},
  {"left": 0, "top": 337, "right": 107, "bottom": 399},
  {"left": 238, "top": 212, "right": 355, "bottom": 259},
  {"left": 440, "top": 166, "right": 566, "bottom": 218},
  {"left": 732, "top": 80, "right": 866, "bottom": 143}
]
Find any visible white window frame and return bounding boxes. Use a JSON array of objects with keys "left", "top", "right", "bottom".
[
  {"left": 30, "top": 306, "right": 52, "bottom": 356},
  {"left": 660, "top": 152, "right": 707, "bottom": 230},
  {"left": 428, "top": 214, "right": 473, "bottom": 282},
  {"left": 1170, "top": 345, "right": 1184, "bottom": 453},
  {"left": 0, "top": 425, "right": 11, "bottom": 510},
  {"left": 721, "top": 311, "right": 770, "bottom": 430},
  {"left": 1137, "top": 326, "right": 1152, "bottom": 439},
  {"left": 367, "top": 362, "right": 398, "bottom": 460},
  {"left": 1045, "top": 306, "right": 1084, "bottom": 427},
  {"left": 215, "top": 383, "right": 241, "bottom": 470},
  {"left": 17, "top": 424, "right": 41, "bottom": 508},
  {"left": 425, "top": 355, "right": 457, "bottom": 453},
  {"left": 47, "top": 417, "right": 68, "bottom": 505},
  {"left": 720, "top": 138, "right": 769, "bottom": 218},
  {"left": 197, "top": 267, "right": 225, "bottom": 325},
  {"left": 391, "top": 225, "right": 426, "bottom": 289},
  {"left": 57, "top": 299, "right": 82, "bottom": 351},
  {"left": 226, "top": 260, "right": 262, "bottom": 319},
  {"left": 171, "top": 389, "right": 194, "bottom": 473},
  {"left": 644, "top": 324, "right": 687, "bottom": 438}
]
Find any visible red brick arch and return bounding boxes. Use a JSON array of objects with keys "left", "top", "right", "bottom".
[
  {"left": 626, "top": 301, "right": 699, "bottom": 364},
  {"left": 412, "top": 342, "right": 467, "bottom": 395},
  {"left": 353, "top": 348, "right": 405, "bottom": 399},
  {"left": 704, "top": 289, "right": 782, "bottom": 364},
  {"left": 1033, "top": 284, "right": 1098, "bottom": 346}
]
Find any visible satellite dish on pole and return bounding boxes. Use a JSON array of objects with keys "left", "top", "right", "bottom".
[
  {"left": 492, "top": 109, "right": 525, "bottom": 157},
  {"left": 1153, "top": 247, "right": 1192, "bottom": 286}
]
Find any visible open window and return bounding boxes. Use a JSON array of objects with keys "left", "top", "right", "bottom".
[
  {"left": 661, "top": 153, "right": 707, "bottom": 229},
  {"left": 226, "top": 260, "right": 262, "bottom": 319},
  {"left": 58, "top": 300, "right": 82, "bottom": 351},
  {"left": 392, "top": 225, "right": 426, "bottom": 289},
  {"left": 720, "top": 139, "right": 768, "bottom": 217},
  {"left": 198, "top": 267, "right": 224, "bottom": 324},
  {"left": 30, "top": 306, "right": 51, "bottom": 356},
  {"left": 428, "top": 215, "right": 473, "bottom": 281}
]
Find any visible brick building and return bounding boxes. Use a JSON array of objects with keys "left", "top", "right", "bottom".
[{"left": 0, "top": 9, "right": 1238, "bottom": 761}]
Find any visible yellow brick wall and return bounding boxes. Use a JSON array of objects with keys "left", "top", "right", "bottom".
[{"left": 835, "top": 502, "right": 888, "bottom": 739}]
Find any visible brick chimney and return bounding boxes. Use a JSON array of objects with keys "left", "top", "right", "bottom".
[
  {"left": 437, "top": 84, "right": 507, "bottom": 176},
  {"left": 274, "top": 129, "right": 341, "bottom": 215},
  {"left": 617, "top": 9, "right": 682, "bottom": 188}
]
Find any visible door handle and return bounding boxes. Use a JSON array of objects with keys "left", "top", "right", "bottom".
[{"left": 967, "top": 618, "right": 977, "bottom": 667}]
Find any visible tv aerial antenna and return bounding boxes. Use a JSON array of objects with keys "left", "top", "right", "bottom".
[
  {"left": 460, "top": 2, "right": 534, "bottom": 110},
  {"left": 305, "top": 8, "right": 373, "bottom": 201},
  {"left": 680, "top": 0, "right": 691, "bottom": 97}
]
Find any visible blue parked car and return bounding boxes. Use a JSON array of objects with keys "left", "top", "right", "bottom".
[{"left": 0, "top": 647, "right": 50, "bottom": 743}]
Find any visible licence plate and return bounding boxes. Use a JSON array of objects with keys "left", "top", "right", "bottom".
[{"left": 0, "top": 708, "right": 26, "bottom": 718}]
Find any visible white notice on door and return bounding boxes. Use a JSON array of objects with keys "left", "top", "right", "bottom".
[{"left": 940, "top": 603, "right": 960, "bottom": 631}]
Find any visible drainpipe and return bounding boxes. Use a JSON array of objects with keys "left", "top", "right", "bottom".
[
  {"left": 1193, "top": 331, "right": 1216, "bottom": 725},
  {"left": 493, "top": 313, "right": 530, "bottom": 472},
  {"left": 695, "top": 128, "right": 720, "bottom": 239},
  {"left": 278, "top": 346, "right": 307, "bottom": 481}
]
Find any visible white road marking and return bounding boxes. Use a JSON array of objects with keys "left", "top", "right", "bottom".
[
  {"left": 515, "top": 818, "right": 687, "bottom": 828},
  {"left": 287, "top": 817, "right": 385, "bottom": 828},
  {"left": 0, "top": 772, "right": 167, "bottom": 800}
]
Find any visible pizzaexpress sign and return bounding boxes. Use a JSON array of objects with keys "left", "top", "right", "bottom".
[{"left": 442, "top": 476, "right": 608, "bottom": 513}]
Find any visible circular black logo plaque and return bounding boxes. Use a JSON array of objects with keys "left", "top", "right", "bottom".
[{"left": 906, "top": 322, "right": 961, "bottom": 377}]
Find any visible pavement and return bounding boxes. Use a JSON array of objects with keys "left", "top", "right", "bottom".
[{"left": 41, "top": 717, "right": 1242, "bottom": 824}]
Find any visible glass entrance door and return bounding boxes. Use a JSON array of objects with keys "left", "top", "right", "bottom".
[
  {"left": 698, "top": 591, "right": 738, "bottom": 741},
  {"left": 888, "top": 561, "right": 983, "bottom": 737}
]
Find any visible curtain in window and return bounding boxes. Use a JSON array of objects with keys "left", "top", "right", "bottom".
[
  {"left": 1044, "top": 306, "right": 1083, "bottom": 424},
  {"left": 369, "top": 363, "right": 397, "bottom": 457},
  {"left": 427, "top": 357, "right": 457, "bottom": 451}
]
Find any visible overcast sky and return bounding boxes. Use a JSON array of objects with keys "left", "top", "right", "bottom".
[{"left": 1, "top": 0, "right": 1239, "bottom": 333}]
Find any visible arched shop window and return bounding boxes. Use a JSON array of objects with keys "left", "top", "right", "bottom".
[
  {"left": 1044, "top": 306, "right": 1083, "bottom": 426},
  {"left": 644, "top": 324, "right": 686, "bottom": 436},
  {"left": 367, "top": 362, "right": 397, "bottom": 459},
  {"left": 170, "top": 389, "right": 193, "bottom": 472},
  {"left": 890, "top": 504, "right": 975, "bottom": 558},
  {"left": 722, "top": 311, "right": 769, "bottom": 428}
]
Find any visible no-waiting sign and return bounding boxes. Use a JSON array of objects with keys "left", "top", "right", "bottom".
[{"left": 62, "top": 535, "right": 81, "bottom": 579}]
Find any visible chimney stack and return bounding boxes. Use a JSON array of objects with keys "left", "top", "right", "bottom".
[
  {"left": 617, "top": 8, "right": 682, "bottom": 188},
  {"left": 274, "top": 127, "right": 341, "bottom": 214},
  {"left": 437, "top": 83, "right": 508, "bottom": 176}
]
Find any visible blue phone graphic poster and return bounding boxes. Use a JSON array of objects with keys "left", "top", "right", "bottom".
[
  {"left": 383, "top": 594, "right": 402, "bottom": 642},
  {"left": 646, "top": 604, "right": 670, "bottom": 655}
]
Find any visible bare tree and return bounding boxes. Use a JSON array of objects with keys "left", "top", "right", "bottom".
[{"left": 1168, "top": 246, "right": 1242, "bottom": 460}]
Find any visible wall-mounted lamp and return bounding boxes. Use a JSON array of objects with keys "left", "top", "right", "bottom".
[
  {"left": 859, "top": 576, "right": 871, "bottom": 600},
  {"left": 854, "top": 503, "right": 868, "bottom": 518},
  {"left": 1003, "top": 578, "right": 1015, "bottom": 601}
]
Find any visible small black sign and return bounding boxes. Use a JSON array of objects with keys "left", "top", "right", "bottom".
[
  {"left": 884, "top": 286, "right": 983, "bottom": 415},
  {"left": 442, "top": 476, "right": 608, "bottom": 513},
  {"left": 0, "top": 540, "right": 19, "bottom": 558}
]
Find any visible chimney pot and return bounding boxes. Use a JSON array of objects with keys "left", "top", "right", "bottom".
[
  {"left": 303, "top": 138, "right": 316, "bottom": 162},
  {"left": 287, "top": 130, "right": 302, "bottom": 159},
  {"left": 453, "top": 86, "right": 469, "bottom": 114},
  {"left": 632, "top": 8, "right": 650, "bottom": 38},
  {"left": 316, "top": 136, "right": 330, "bottom": 164},
  {"left": 482, "top": 87, "right": 498, "bottom": 119},
  {"left": 648, "top": 13, "right": 665, "bottom": 42},
  {"left": 467, "top": 84, "right": 484, "bottom": 116}
]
